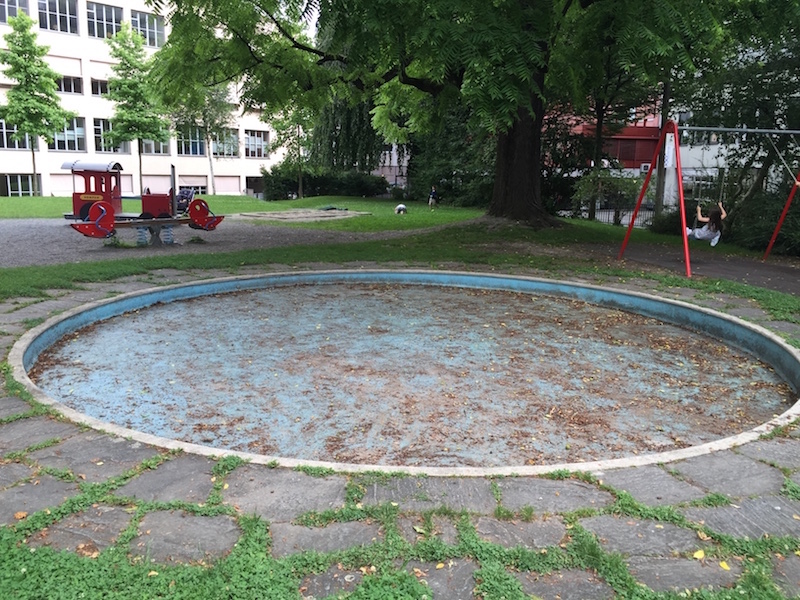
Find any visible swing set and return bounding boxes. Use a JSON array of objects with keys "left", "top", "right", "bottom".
[{"left": 618, "top": 120, "right": 800, "bottom": 277}]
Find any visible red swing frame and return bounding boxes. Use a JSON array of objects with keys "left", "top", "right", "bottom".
[
  {"left": 763, "top": 173, "right": 800, "bottom": 261},
  {"left": 618, "top": 120, "right": 693, "bottom": 277}
]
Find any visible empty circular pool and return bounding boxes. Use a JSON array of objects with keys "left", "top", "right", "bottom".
[{"left": 13, "top": 271, "right": 800, "bottom": 474}]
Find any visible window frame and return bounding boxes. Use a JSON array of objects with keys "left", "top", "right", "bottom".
[
  {"left": 130, "top": 10, "right": 165, "bottom": 48},
  {"left": 37, "top": 0, "right": 78, "bottom": 34},
  {"left": 0, "top": 120, "right": 36, "bottom": 150},
  {"left": 49, "top": 117, "right": 86, "bottom": 152},
  {"left": 212, "top": 128, "right": 239, "bottom": 157},
  {"left": 93, "top": 118, "right": 128, "bottom": 153},
  {"left": 91, "top": 78, "right": 109, "bottom": 96},
  {"left": 1, "top": 0, "right": 29, "bottom": 23},
  {"left": 86, "top": 1, "right": 121, "bottom": 39},
  {"left": 141, "top": 138, "right": 170, "bottom": 155},
  {"left": 244, "top": 129, "right": 269, "bottom": 158},
  {"left": 177, "top": 125, "right": 206, "bottom": 156},
  {"left": 56, "top": 75, "right": 83, "bottom": 94}
]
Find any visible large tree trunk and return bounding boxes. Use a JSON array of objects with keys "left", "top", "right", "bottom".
[{"left": 488, "top": 97, "right": 552, "bottom": 227}]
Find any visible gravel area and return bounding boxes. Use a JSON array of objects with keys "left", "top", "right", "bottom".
[{"left": 0, "top": 215, "right": 404, "bottom": 269}]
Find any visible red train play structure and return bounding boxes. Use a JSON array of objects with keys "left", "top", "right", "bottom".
[{"left": 62, "top": 160, "right": 223, "bottom": 245}]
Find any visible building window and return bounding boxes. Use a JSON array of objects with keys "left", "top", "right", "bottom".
[
  {"left": 86, "top": 2, "right": 120, "bottom": 38},
  {"left": 141, "top": 138, "right": 169, "bottom": 155},
  {"left": 130, "top": 10, "right": 164, "bottom": 48},
  {"left": 212, "top": 128, "right": 239, "bottom": 157},
  {"left": 177, "top": 126, "right": 205, "bottom": 156},
  {"left": 93, "top": 118, "right": 128, "bottom": 153},
  {"left": 38, "top": 0, "right": 78, "bottom": 34},
  {"left": 1, "top": 174, "right": 39, "bottom": 196},
  {"left": 180, "top": 185, "right": 206, "bottom": 195},
  {"left": 0, "top": 120, "right": 35, "bottom": 150},
  {"left": 91, "top": 78, "right": 108, "bottom": 96},
  {"left": 56, "top": 76, "right": 83, "bottom": 94},
  {"left": 244, "top": 129, "right": 269, "bottom": 158},
  {"left": 1, "top": 0, "right": 29, "bottom": 23},
  {"left": 49, "top": 117, "right": 86, "bottom": 151}
]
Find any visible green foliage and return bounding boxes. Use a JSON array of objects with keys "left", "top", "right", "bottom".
[
  {"left": 726, "top": 190, "right": 800, "bottom": 257},
  {"left": 261, "top": 164, "right": 388, "bottom": 200},
  {"left": 106, "top": 23, "right": 170, "bottom": 145},
  {"left": 0, "top": 13, "right": 75, "bottom": 195},
  {"left": 406, "top": 104, "right": 495, "bottom": 208},
  {"left": 572, "top": 169, "right": 646, "bottom": 225},
  {"left": 310, "top": 97, "right": 386, "bottom": 173}
]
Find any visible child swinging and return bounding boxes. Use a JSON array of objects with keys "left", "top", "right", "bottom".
[{"left": 687, "top": 201, "right": 727, "bottom": 247}]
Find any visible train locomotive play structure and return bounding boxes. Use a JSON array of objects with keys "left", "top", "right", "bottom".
[{"left": 63, "top": 160, "right": 223, "bottom": 245}]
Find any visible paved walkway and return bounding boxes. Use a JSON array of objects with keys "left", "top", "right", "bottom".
[{"left": 1, "top": 247, "right": 800, "bottom": 598}]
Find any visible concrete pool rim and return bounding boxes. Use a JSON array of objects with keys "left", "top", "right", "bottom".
[{"left": 9, "top": 269, "right": 800, "bottom": 477}]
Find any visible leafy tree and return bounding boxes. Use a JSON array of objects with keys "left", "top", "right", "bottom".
[
  {"left": 0, "top": 13, "right": 74, "bottom": 196},
  {"left": 406, "top": 103, "right": 495, "bottom": 207},
  {"left": 106, "top": 23, "right": 170, "bottom": 194},
  {"left": 166, "top": 84, "right": 237, "bottom": 195},
  {"left": 309, "top": 97, "right": 385, "bottom": 173},
  {"left": 157, "top": 0, "right": 723, "bottom": 225},
  {"left": 676, "top": 0, "right": 800, "bottom": 249},
  {"left": 268, "top": 105, "right": 315, "bottom": 198},
  {"left": 550, "top": 2, "right": 657, "bottom": 220}
]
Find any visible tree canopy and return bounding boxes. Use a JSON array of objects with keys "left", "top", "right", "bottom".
[
  {"left": 0, "top": 13, "right": 74, "bottom": 196},
  {"left": 106, "top": 23, "right": 170, "bottom": 194},
  {"left": 158, "top": 0, "right": 724, "bottom": 223}
]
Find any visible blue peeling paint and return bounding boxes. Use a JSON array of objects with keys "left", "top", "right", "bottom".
[{"left": 23, "top": 271, "right": 800, "bottom": 468}]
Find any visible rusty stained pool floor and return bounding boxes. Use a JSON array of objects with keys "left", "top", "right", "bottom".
[{"left": 29, "top": 283, "right": 794, "bottom": 468}]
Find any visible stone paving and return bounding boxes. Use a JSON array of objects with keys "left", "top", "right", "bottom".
[{"left": 1, "top": 264, "right": 800, "bottom": 598}]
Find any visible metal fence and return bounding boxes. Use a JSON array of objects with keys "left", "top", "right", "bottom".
[{"left": 559, "top": 207, "right": 656, "bottom": 229}]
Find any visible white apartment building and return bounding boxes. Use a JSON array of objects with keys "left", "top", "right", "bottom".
[{"left": 0, "top": 0, "right": 280, "bottom": 197}]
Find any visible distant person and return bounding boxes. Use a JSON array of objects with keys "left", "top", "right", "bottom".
[
  {"left": 395, "top": 203, "right": 407, "bottom": 214},
  {"left": 428, "top": 185, "right": 438, "bottom": 208},
  {"left": 687, "top": 202, "right": 727, "bottom": 247}
]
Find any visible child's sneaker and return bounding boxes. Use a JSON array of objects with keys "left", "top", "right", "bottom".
[
  {"left": 686, "top": 227, "right": 692, "bottom": 237},
  {"left": 711, "top": 232, "right": 721, "bottom": 247}
]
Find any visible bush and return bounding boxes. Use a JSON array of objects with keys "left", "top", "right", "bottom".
[
  {"left": 261, "top": 164, "right": 388, "bottom": 199},
  {"left": 726, "top": 191, "right": 800, "bottom": 256},
  {"left": 572, "top": 169, "right": 644, "bottom": 225}
]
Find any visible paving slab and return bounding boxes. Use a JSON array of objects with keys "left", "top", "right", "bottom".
[
  {"left": 360, "top": 476, "right": 496, "bottom": 513},
  {"left": 396, "top": 515, "right": 422, "bottom": 544},
  {"left": 669, "top": 450, "right": 785, "bottom": 498},
  {"left": 772, "top": 553, "right": 800, "bottom": 599},
  {"left": 0, "top": 416, "right": 81, "bottom": 455},
  {"left": 404, "top": 559, "right": 478, "bottom": 600},
  {"left": 0, "top": 474, "right": 80, "bottom": 525},
  {"left": 131, "top": 510, "right": 240, "bottom": 565},
  {"left": 768, "top": 321, "right": 800, "bottom": 337},
  {"left": 735, "top": 438, "right": 800, "bottom": 471},
  {"left": 114, "top": 454, "right": 215, "bottom": 503},
  {"left": 27, "top": 504, "right": 132, "bottom": 555},
  {"left": 580, "top": 515, "right": 705, "bottom": 556},
  {"left": 270, "top": 520, "right": 383, "bottom": 558},
  {"left": 0, "top": 397, "right": 33, "bottom": 420},
  {"left": 431, "top": 515, "right": 460, "bottom": 545},
  {"left": 682, "top": 496, "right": 800, "bottom": 539},
  {"left": 28, "top": 431, "right": 161, "bottom": 483},
  {"left": 223, "top": 465, "right": 347, "bottom": 522},
  {"left": 514, "top": 568, "right": 615, "bottom": 600},
  {"left": 299, "top": 564, "right": 363, "bottom": 599},
  {"left": 597, "top": 465, "right": 706, "bottom": 506},
  {"left": 626, "top": 556, "right": 742, "bottom": 592},
  {"left": 475, "top": 516, "right": 565, "bottom": 549},
  {"left": 0, "top": 461, "right": 34, "bottom": 487},
  {"left": 495, "top": 478, "right": 614, "bottom": 514}
]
